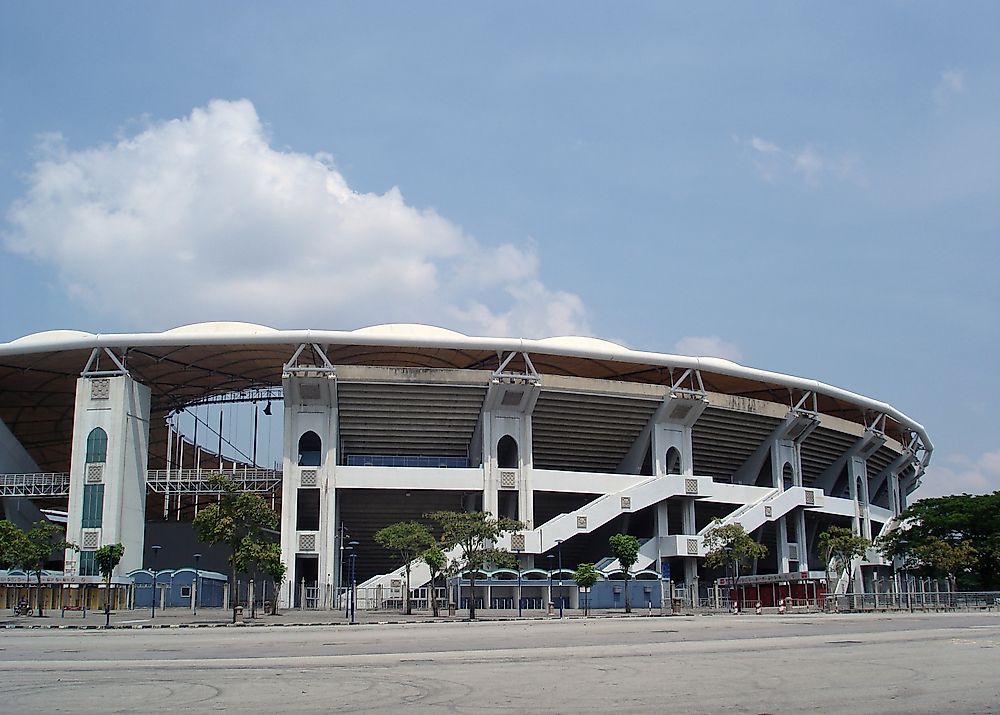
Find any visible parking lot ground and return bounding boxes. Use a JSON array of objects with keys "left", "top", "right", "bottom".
[{"left": 3, "top": 610, "right": 999, "bottom": 713}]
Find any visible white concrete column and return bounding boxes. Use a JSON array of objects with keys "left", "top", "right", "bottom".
[
  {"left": 65, "top": 375, "right": 150, "bottom": 576},
  {"left": 280, "top": 373, "right": 338, "bottom": 609},
  {"left": 847, "top": 456, "right": 872, "bottom": 539},
  {"left": 480, "top": 380, "right": 538, "bottom": 526}
]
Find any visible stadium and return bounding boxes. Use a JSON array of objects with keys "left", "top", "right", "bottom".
[{"left": 0, "top": 322, "right": 932, "bottom": 611}]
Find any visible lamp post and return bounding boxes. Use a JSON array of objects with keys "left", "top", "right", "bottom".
[
  {"left": 343, "top": 544, "right": 353, "bottom": 619},
  {"left": 514, "top": 545, "right": 523, "bottom": 617},
  {"left": 556, "top": 539, "right": 564, "bottom": 618},
  {"left": 547, "top": 554, "right": 555, "bottom": 613},
  {"left": 345, "top": 540, "right": 359, "bottom": 622},
  {"left": 337, "top": 523, "right": 349, "bottom": 610},
  {"left": 349, "top": 548, "right": 359, "bottom": 625},
  {"left": 193, "top": 553, "right": 201, "bottom": 616},
  {"left": 150, "top": 545, "right": 161, "bottom": 619}
]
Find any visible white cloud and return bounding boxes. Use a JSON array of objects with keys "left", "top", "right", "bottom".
[
  {"left": 742, "top": 135, "right": 864, "bottom": 186},
  {"left": 933, "top": 69, "right": 965, "bottom": 109},
  {"left": 915, "top": 449, "right": 1000, "bottom": 498},
  {"left": 749, "top": 136, "right": 780, "bottom": 155},
  {"left": 672, "top": 336, "right": 743, "bottom": 362},
  {"left": 2, "top": 99, "right": 589, "bottom": 338}
]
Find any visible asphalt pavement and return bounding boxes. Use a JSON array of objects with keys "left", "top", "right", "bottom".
[{"left": 3, "top": 610, "right": 998, "bottom": 713}]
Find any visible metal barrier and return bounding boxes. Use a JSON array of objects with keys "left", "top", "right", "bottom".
[{"left": 823, "top": 591, "right": 1000, "bottom": 612}]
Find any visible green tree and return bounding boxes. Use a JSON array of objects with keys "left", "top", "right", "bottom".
[
  {"left": 881, "top": 532, "right": 978, "bottom": 598},
  {"left": 878, "top": 492, "right": 1000, "bottom": 590},
  {"left": 421, "top": 545, "right": 447, "bottom": 617},
  {"left": 608, "top": 533, "right": 640, "bottom": 613},
  {"left": 573, "top": 562, "right": 600, "bottom": 616},
  {"left": 375, "top": 521, "right": 435, "bottom": 615},
  {"left": 702, "top": 520, "right": 767, "bottom": 611},
  {"left": 193, "top": 474, "right": 279, "bottom": 622},
  {"left": 0, "top": 521, "right": 30, "bottom": 609},
  {"left": 426, "top": 510, "right": 522, "bottom": 619},
  {"left": 13, "top": 520, "right": 76, "bottom": 617},
  {"left": 259, "top": 543, "right": 287, "bottom": 616},
  {"left": 233, "top": 537, "right": 285, "bottom": 618},
  {"left": 0, "top": 520, "right": 27, "bottom": 567},
  {"left": 817, "top": 525, "right": 871, "bottom": 596},
  {"left": 94, "top": 543, "right": 125, "bottom": 627}
]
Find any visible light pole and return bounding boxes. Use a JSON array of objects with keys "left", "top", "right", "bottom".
[
  {"left": 556, "top": 539, "right": 563, "bottom": 618},
  {"left": 547, "top": 554, "right": 555, "bottom": 613},
  {"left": 150, "top": 545, "right": 161, "bottom": 619},
  {"left": 337, "top": 523, "right": 349, "bottom": 609},
  {"left": 343, "top": 544, "right": 353, "bottom": 619},
  {"left": 193, "top": 553, "right": 201, "bottom": 616},
  {"left": 514, "top": 545, "right": 523, "bottom": 617},
  {"left": 346, "top": 540, "right": 359, "bottom": 622},
  {"left": 349, "top": 547, "right": 359, "bottom": 625}
]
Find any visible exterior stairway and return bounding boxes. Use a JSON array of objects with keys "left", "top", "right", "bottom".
[{"left": 361, "top": 474, "right": 710, "bottom": 593}]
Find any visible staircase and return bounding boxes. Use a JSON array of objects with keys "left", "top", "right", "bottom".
[
  {"left": 697, "top": 486, "right": 822, "bottom": 538},
  {"left": 361, "top": 474, "right": 709, "bottom": 593}
]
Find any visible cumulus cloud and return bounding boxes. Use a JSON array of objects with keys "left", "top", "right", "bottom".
[
  {"left": 741, "top": 135, "right": 863, "bottom": 186},
  {"left": 2, "top": 99, "right": 589, "bottom": 338},
  {"left": 933, "top": 69, "right": 965, "bottom": 109},
  {"left": 672, "top": 335, "right": 743, "bottom": 362},
  {"left": 916, "top": 449, "right": 1000, "bottom": 498}
]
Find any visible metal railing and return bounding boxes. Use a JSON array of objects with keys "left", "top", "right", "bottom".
[
  {"left": 146, "top": 468, "right": 282, "bottom": 494},
  {"left": 823, "top": 591, "right": 1000, "bottom": 612},
  {"left": 0, "top": 472, "right": 71, "bottom": 497}
]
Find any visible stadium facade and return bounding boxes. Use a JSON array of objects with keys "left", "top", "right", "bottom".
[{"left": 0, "top": 323, "right": 932, "bottom": 609}]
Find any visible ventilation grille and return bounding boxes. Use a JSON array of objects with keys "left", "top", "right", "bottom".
[
  {"left": 687, "top": 538, "right": 699, "bottom": 555},
  {"left": 685, "top": 478, "right": 699, "bottom": 495},
  {"left": 511, "top": 533, "right": 525, "bottom": 551},
  {"left": 577, "top": 516, "right": 588, "bottom": 529},
  {"left": 90, "top": 379, "right": 110, "bottom": 400},
  {"left": 621, "top": 496, "right": 631, "bottom": 510},
  {"left": 300, "top": 383, "right": 321, "bottom": 400},
  {"left": 788, "top": 544, "right": 799, "bottom": 561},
  {"left": 300, "top": 469, "right": 318, "bottom": 487},
  {"left": 81, "top": 530, "right": 100, "bottom": 550},
  {"left": 499, "top": 470, "right": 517, "bottom": 488},
  {"left": 805, "top": 490, "right": 816, "bottom": 506},
  {"left": 298, "top": 533, "right": 317, "bottom": 552},
  {"left": 86, "top": 464, "right": 104, "bottom": 483}
]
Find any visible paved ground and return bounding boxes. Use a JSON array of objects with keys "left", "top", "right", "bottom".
[
  {"left": 2, "top": 604, "right": 667, "bottom": 628},
  {"left": 3, "top": 611, "right": 998, "bottom": 713}
]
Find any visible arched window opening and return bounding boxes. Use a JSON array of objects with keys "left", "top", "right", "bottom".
[
  {"left": 665, "top": 447, "right": 682, "bottom": 475},
  {"left": 85, "top": 427, "right": 108, "bottom": 463},
  {"left": 497, "top": 435, "right": 518, "bottom": 469},
  {"left": 298, "top": 431, "right": 322, "bottom": 467},
  {"left": 782, "top": 462, "right": 794, "bottom": 490}
]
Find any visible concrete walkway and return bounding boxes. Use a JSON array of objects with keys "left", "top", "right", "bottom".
[{"left": 2, "top": 604, "right": 696, "bottom": 629}]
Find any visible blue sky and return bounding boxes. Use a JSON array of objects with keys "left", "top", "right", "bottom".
[{"left": 1, "top": 3, "right": 998, "bottom": 497}]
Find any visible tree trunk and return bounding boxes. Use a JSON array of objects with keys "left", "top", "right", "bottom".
[
  {"left": 623, "top": 572, "right": 631, "bottom": 613},
  {"left": 36, "top": 570, "right": 44, "bottom": 617},
  {"left": 404, "top": 562, "right": 411, "bottom": 615},
  {"left": 469, "top": 573, "right": 476, "bottom": 619},
  {"left": 430, "top": 572, "right": 439, "bottom": 617},
  {"left": 231, "top": 564, "right": 238, "bottom": 624},
  {"left": 250, "top": 571, "right": 257, "bottom": 619},
  {"left": 105, "top": 571, "right": 112, "bottom": 627}
]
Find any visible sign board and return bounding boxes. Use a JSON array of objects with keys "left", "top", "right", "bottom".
[{"left": 660, "top": 561, "right": 671, "bottom": 581}]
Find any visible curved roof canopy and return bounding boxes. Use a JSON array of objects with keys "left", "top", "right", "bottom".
[{"left": 0, "top": 322, "right": 931, "bottom": 473}]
